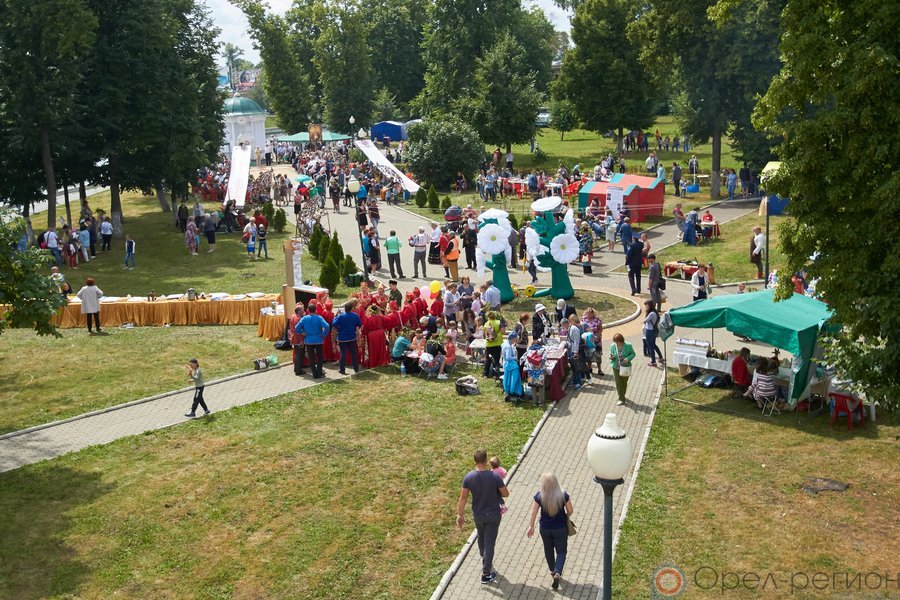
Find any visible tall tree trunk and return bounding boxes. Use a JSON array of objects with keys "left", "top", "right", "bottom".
[
  {"left": 63, "top": 181, "right": 72, "bottom": 225},
  {"left": 617, "top": 127, "right": 624, "bottom": 153},
  {"left": 23, "top": 201, "right": 35, "bottom": 245},
  {"left": 40, "top": 126, "right": 57, "bottom": 230},
  {"left": 79, "top": 181, "right": 87, "bottom": 202},
  {"left": 109, "top": 154, "right": 124, "bottom": 237},
  {"left": 710, "top": 128, "right": 722, "bottom": 199},
  {"left": 156, "top": 180, "right": 171, "bottom": 212}
]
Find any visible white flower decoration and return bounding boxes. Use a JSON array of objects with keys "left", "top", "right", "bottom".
[{"left": 550, "top": 233, "right": 579, "bottom": 264}]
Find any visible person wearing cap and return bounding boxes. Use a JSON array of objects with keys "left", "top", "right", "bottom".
[
  {"left": 411, "top": 226, "right": 428, "bottom": 278},
  {"left": 532, "top": 303, "right": 552, "bottom": 341},
  {"left": 647, "top": 254, "right": 662, "bottom": 310},
  {"left": 288, "top": 303, "right": 307, "bottom": 376},
  {"left": 501, "top": 331, "right": 524, "bottom": 401},
  {"left": 555, "top": 299, "right": 576, "bottom": 324}
]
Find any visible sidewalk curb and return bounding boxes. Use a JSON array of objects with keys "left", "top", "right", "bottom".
[
  {"left": 430, "top": 396, "right": 561, "bottom": 600},
  {"left": 0, "top": 362, "right": 291, "bottom": 442}
]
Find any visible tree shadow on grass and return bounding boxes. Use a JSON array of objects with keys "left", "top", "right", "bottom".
[{"left": 0, "top": 465, "right": 113, "bottom": 599}]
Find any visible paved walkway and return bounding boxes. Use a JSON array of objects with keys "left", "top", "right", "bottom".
[{"left": 0, "top": 363, "right": 349, "bottom": 473}]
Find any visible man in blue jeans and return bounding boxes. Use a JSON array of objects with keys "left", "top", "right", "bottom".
[
  {"left": 332, "top": 300, "right": 362, "bottom": 374},
  {"left": 456, "top": 449, "right": 509, "bottom": 584}
]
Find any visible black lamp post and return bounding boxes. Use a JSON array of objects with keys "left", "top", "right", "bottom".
[{"left": 586, "top": 413, "right": 633, "bottom": 600}]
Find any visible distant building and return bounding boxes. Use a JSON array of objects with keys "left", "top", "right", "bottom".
[{"left": 221, "top": 94, "right": 267, "bottom": 155}]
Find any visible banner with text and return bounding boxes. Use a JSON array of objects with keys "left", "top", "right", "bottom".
[
  {"left": 227, "top": 145, "right": 252, "bottom": 208},
  {"left": 353, "top": 139, "right": 420, "bottom": 193}
]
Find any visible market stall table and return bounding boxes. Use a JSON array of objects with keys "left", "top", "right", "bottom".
[
  {"left": 43, "top": 294, "right": 279, "bottom": 329},
  {"left": 257, "top": 308, "right": 286, "bottom": 341},
  {"left": 664, "top": 262, "right": 716, "bottom": 284}
]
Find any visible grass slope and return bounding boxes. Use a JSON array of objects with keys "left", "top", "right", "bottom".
[
  {"left": 0, "top": 370, "right": 543, "bottom": 599},
  {"left": 612, "top": 375, "right": 899, "bottom": 599}
]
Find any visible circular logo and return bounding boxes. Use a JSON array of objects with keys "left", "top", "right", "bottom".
[{"left": 651, "top": 564, "right": 686, "bottom": 598}]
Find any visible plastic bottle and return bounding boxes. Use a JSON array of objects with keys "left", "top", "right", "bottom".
[{"left": 400, "top": 363, "right": 407, "bottom": 378}]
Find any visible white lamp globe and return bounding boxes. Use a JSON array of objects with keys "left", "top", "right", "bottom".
[
  {"left": 349, "top": 115, "right": 356, "bottom": 125},
  {"left": 347, "top": 176, "right": 361, "bottom": 194},
  {"left": 586, "top": 413, "right": 633, "bottom": 481}
]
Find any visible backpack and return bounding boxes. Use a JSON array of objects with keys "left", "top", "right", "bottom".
[{"left": 484, "top": 322, "right": 498, "bottom": 342}]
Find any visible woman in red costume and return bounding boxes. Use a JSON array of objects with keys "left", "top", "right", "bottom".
[
  {"left": 383, "top": 301, "right": 403, "bottom": 348},
  {"left": 319, "top": 299, "right": 338, "bottom": 362},
  {"left": 412, "top": 288, "right": 429, "bottom": 320},
  {"left": 402, "top": 292, "right": 418, "bottom": 328},
  {"left": 362, "top": 304, "right": 390, "bottom": 368},
  {"left": 429, "top": 292, "right": 444, "bottom": 317}
]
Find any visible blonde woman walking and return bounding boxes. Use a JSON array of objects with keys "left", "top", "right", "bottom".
[{"left": 527, "top": 472, "right": 574, "bottom": 590}]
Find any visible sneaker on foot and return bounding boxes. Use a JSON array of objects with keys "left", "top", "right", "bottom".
[
  {"left": 481, "top": 572, "right": 497, "bottom": 584},
  {"left": 616, "top": 399, "right": 626, "bottom": 406},
  {"left": 184, "top": 413, "right": 196, "bottom": 418},
  {"left": 552, "top": 573, "right": 560, "bottom": 590},
  {"left": 203, "top": 410, "right": 211, "bottom": 415},
  {"left": 437, "top": 373, "right": 448, "bottom": 380}
]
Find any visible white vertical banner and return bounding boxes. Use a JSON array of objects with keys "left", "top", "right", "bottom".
[
  {"left": 353, "top": 139, "right": 420, "bottom": 193},
  {"left": 227, "top": 145, "right": 252, "bottom": 208},
  {"left": 291, "top": 240, "right": 303, "bottom": 286},
  {"left": 606, "top": 186, "right": 624, "bottom": 215}
]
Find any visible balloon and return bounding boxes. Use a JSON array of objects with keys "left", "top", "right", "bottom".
[
  {"left": 429, "top": 280, "right": 441, "bottom": 294},
  {"left": 431, "top": 290, "right": 439, "bottom": 299},
  {"left": 420, "top": 285, "right": 431, "bottom": 299}
]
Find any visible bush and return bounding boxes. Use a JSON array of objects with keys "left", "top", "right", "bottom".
[
  {"left": 415, "top": 188, "right": 427, "bottom": 208},
  {"left": 320, "top": 256, "right": 341, "bottom": 294},
  {"left": 508, "top": 213, "right": 519, "bottom": 231},
  {"left": 308, "top": 224, "right": 323, "bottom": 258},
  {"left": 317, "top": 234, "right": 332, "bottom": 263},
  {"left": 533, "top": 147, "right": 548, "bottom": 165},
  {"left": 406, "top": 115, "right": 483, "bottom": 189},
  {"left": 261, "top": 201, "right": 275, "bottom": 223},
  {"left": 341, "top": 254, "right": 359, "bottom": 278},
  {"left": 427, "top": 185, "right": 440, "bottom": 212},
  {"left": 329, "top": 232, "right": 344, "bottom": 266},
  {"left": 441, "top": 196, "right": 451, "bottom": 210},
  {"left": 273, "top": 208, "right": 287, "bottom": 233}
]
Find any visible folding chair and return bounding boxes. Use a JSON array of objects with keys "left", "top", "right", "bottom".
[{"left": 760, "top": 395, "right": 780, "bottom": 416}]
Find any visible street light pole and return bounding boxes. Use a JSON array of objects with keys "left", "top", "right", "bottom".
[{"left": 586, "top": 413, "right": 633, "bottom": 600}]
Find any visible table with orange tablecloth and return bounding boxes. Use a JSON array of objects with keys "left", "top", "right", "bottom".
[
  {"left": 257, "top": 311, "right": 287, "bottom": 341},
  {"left": 46, "top": 294, "right": 280, "bottom": 328}
]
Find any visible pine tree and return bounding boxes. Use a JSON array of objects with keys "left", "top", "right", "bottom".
[
  {"left": 329, "top": 232, "right": 344, "bottom": 266},
  {"left": 320, "top": 256, "right": 341, "bottom": 294},
  {"left": 415, "top": 187, "right": 428, "bottom": 208},
  {"left": 427, "top": 185, "right": 440, "bottom": 212}
]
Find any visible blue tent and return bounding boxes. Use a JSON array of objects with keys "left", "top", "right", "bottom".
[{"left": 370, "top": 121, "right": 406, "bottom": 142}]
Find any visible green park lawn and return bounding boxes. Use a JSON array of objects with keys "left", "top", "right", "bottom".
[
  {"left": 0, "top": 370, "right": 544, "bottom": 599},
  {"left": 651, "top": 213, "right": 792, "bottom": 284},
  {"left": 612, "top": 374, "right": 899, "bottom": 599},
  {"left": 57, "top": 189, "right": 352, "bottom": 298}
]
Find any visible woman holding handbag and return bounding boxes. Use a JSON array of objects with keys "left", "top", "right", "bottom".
[
  {"left": 610, "top": 333, "right": 636, "bottom": 405},
  {"left": 526, "top": 472, "right": 575, "bottom": 591}
]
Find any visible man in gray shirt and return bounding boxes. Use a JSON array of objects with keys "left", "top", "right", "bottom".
[
  {"left": 456, "top": 449, "right": 509, "bottom": 584},
  {"left": 482, "top": 281, "right": 502, "bottom": 310}
]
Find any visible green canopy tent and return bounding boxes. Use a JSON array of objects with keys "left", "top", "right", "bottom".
[
  {"left": 277, "top": 130, "right": 352, "bottom": 143},
  {"left": 660, "top": 290, "right": 835, "bottom": 400}
]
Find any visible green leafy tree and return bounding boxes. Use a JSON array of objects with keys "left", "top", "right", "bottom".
[
  {"left": 315, "top": 6, "right": 375, "bottom": 133},
  {"left": 549, "top": 98, "right": 579, "bottom": 140},
  {"left": 222, "top": 42, "right": 243, "bottom": 91},
  {"left": 755, "top": 0, "right": 899, "bottom": 410},
  {"left": 427, "top": 185, "right": 440, "bottom": 211},
  {"left": 418, "top": 0, "right": 519, "bottom": 112},
  {"left": 507, "top": 7, "right": 555, "bottom": 95},
  {"left": 360, "top": 0, "right": 427, "bottom": 105},
  {"left": 555, "top": 0, "right": 654, "bottom": 152},
  {"left": 273, "top": 208, "right": 287, "bottom": 233},
  {"left": 371, "top": 87, "right": 397, "bottom": 123},
  {"left": 633, "top": 0, "right": 784, "bottom": 197},
  {"left": 319, "top": 256, "right": 340, "bottom": 294},
  {"left": 0, "top": 211, "right": 67, "bottom": 337},
  {"left": 464, "top": 33, "right": 543, "bottom": 153},
  {"left": 285, "top": 0, "right": 327, "bottom": 103},
  {"left": 261, "top": 201, "right": 275, "bottom": 223},
  {"left": 414, "top": 187, "right": 428, "bottom": 208},
  {"left": 440, "top": 196, "right": 451, "bottom": 210},
  {"left": 237, "top": 0, "right": 311, "bottom": 133},
  {"left": 406, "top": 116, "right": 483, "bottom": 188},
  {"left": 0, "top": 0, "right": 96, "bottom": 230}
]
